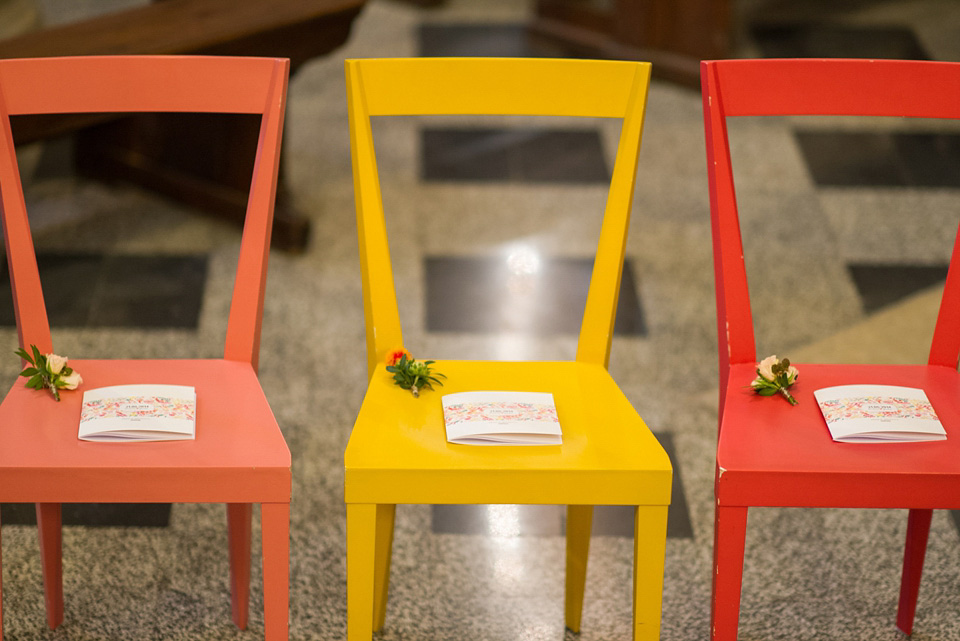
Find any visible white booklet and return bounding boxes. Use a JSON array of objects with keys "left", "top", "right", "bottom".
[
  {"left": 814, "top": 384, "right": 947, "bottom": 443},
  {"left": 78, "top": 384, "right": 197, "bottom": 442},
  {"left": 441, "top": 391, "right": 562, "bottom": 445}
]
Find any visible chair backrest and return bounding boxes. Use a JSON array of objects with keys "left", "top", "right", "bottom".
[
  {"left": 0, "top": 55, "right": 289, "bottom": 371},
  {"left": 701, "top": 58, "right": 960, "bottom": 408},
  {"left": 346, "top": 57, "right": 651, "bottom": 378}
]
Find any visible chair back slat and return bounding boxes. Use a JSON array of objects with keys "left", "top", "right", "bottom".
[
  {"left": 710, "top": 58, "right": 960, "bottom": 119},
  {"left": 346, "top": 57, "right": 651, "bottom": 377},
  {"left": 0, "top": 56, "right": 288, "bottom": 370},
  {"left": 702, "top": 58, "right": 960, "bottom": 413},
  {"left": 0, "top": 56, "right": 281, "bottom": 115},
  {"left": 352, "top": 57, "right": 641, "bottom": 118}
]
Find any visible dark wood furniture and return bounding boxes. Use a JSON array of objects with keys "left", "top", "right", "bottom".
[
  {"left": 530, "top": 0, "right": 733, "bottom": 87},
  {"left": 0, "top": 0, "right": 368, "bottom": 251}
]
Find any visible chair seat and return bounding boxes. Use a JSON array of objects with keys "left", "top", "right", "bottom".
[
  {"left": 345, "top": 359, "right": 672, "bottom": 506},
  {"left": 717, "top": 362, "right": 960, "bottom": 508},
  {"left": 0, "top": 358, "right": 291, "bottom": 504}
]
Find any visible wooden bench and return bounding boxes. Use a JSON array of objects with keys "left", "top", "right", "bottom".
[
  {"left": 0, "top": 0, "right": 368, "bottom": 251},
  {"left": 530, "top": 0, "right": 732, "bottom": 88}
]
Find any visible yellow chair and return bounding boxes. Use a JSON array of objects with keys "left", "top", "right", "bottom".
[{"left": 344, "top": 57, "right": 672, "bottom": 641}]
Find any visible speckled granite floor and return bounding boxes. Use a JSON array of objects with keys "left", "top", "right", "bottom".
[{"left": 0, "top": 0, "right": 959, "bottom": 640}]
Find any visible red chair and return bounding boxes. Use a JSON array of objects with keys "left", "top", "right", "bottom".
[
  {"left": 0, "top": 56, "right": 291, "bottom": 639},
  {"left": 701, "top": 58, "right": 960, "bottom": 639}
]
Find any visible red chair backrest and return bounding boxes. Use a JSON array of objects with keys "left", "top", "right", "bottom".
[
  {"left": 0, "top": 56, "right": 288, "bottom": 370},
  {"left": 701, "top": 58, "right": 960, "bottom": 409}
]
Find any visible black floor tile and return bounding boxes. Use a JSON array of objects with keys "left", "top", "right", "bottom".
[
  {"left": 1, "top": 502, "right": 171, "bottom": 527},
  {"left": 418, "top": 22, "right": 579, "bottom": 58},
  {"left": 848, "top": 263, "right": 949, "bottom": 313},
  {"left": 0, "top": 253, "right": 208, "bottom": 328},
  {"left": 432, "top": 433, "right": 693, "bottom": 538},
  {"left": 752, "top": 23, "right": 929, "bottom": 60},
  {"left": 796, "top": 131, "right": 960, "bottom": 188},
  {"left": 796, "top": 131, "right": 903, "bottom": 187},
  {"left": 894, "top": 133, "right": 960, "bottom": 187},
  {"left": 425, "top": 255, "right": 645, "bottom": 335},
  {"left": 422, "top": 128, "right": 610, "bottom": 184}
]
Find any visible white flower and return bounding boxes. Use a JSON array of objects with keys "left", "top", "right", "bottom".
[
  {"left": 46, "top": 353, "right": 68, "bottom": 375},
  {"left": 59, "top": 371, "right": 82, "bottom": 390},
  {"left": 785, "top": 365, "right": 799, "bottom": 385},
  {"left": 756, "top": 355, "right": 778, "bottom": 381}
]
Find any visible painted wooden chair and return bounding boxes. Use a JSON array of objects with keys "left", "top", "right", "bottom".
[
  {"left": 701, "top": 58, "right": 960, "bottom": 640},
  {"left": 0, "top": 55, "right": 291, "bottom": 640},
  {"left": 345, "top": 57, "right": 672, "bottom": 641}
]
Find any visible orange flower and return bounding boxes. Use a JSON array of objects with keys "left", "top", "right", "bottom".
[{"left": 385, "top": 347, "right": 411, "bottom": 366}]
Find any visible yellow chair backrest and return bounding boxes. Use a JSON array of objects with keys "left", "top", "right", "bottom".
[{"left": 346, "top": 57, "right": 651, "bottom": 377}]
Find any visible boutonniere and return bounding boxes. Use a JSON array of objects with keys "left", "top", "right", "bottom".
[
  {"left": 16, "top": 344, "right": 83, "bottom": 401},
  {"left": 750, "top": 355, "right": 799, "bottom": 405},
  {"left": 385, "top": 348, "right": 445, "bottom": 398}
]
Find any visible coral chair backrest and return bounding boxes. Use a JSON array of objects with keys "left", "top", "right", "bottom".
[
  {"left": 0, "top": 56, "right": 288, "bottom": 371},
  {"left": 346, "top": 57, "right": 651, "bottom": 378},
  {"left": 701, "top": 58, "right": 960, "bottom": 409}
]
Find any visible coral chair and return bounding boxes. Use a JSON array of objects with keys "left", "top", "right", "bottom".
[
  {"left": 345, "top": 57, "right": 672, "bottom": 641},
  {"left": 701, "top": 58, "right": 960, "bottom": 639},
  {"left": 0, "top": 56, "right": 291, "bottom": 640}
]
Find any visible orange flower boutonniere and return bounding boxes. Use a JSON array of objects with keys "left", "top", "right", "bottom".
[{"left": 385, "top": 347, "right": 445, "bottom": 398}]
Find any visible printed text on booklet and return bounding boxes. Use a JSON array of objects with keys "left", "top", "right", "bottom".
[
  {"left": 78, "top": 384, "right": 196, "bottom": 442},
  {"left": 441, "top": 391, "right": 562, "bottom": 445},
  {"left": 814, "top": 385, "right": 946, "bottom": 443}
]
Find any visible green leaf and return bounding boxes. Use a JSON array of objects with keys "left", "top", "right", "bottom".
[
  {"left": 18, "top": 367, "right": 39, "bottom": 378},
  {"left": 15, "top": 347, "right": 33, "bottom": 364},
  {"left": 31, "top": 345, "right": 42, "bottom": 366},
  {"left": 757, "top": 388, "right": 777, "bottom": 396}
]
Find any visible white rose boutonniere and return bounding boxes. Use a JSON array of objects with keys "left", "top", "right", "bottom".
[
  {"left": 750, "top": 355, "right": 799, "bottom": 405},
  {"left": 16, "top": 345, "right": 83, "bottom": 401}
]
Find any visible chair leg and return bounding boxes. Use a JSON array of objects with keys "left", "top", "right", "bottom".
[
  {"left": 897, "top": 508, "right": 933, "bottom": 635},
  {"left": 564, "top": 505, "right": 593, "bottom": 632},
  {"left": 347, "top": 503, "right": 378, "bottom": 641},
  {"left": 633, "top": 505, "right": 668, "bottom": 641},
  {"left": 261, "top": 502, "right": 290, "bottom": 641},
  {"left": 227, "top": 503, "right": 253, "bottom": 629},
  {"left": 372, "top": 504, "right": 395, "bottom": 632},
  {"left": 711, "top": 505, "right": 748, "bottom": 641},
  {"left": 1, "top": 508, "right": 5, "bottom": 636},
  {"left": 35, "top": 503, "right": 63, "bottom": 629}
]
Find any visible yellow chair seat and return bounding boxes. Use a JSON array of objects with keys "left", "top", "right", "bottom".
[{"left": 347, "top": 360, "right": 671, "bottom": 505}]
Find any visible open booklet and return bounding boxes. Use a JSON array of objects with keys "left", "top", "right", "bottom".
[
  {"left": 441, "top": 391, "right": 562, "bottom": 445},
  {"left": 814, "top": 384, "right": 947, "bottom": 443},
  {"left": 79, "top": 384, "right": 196, "bottom": 442}
]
